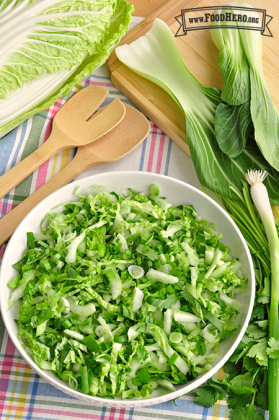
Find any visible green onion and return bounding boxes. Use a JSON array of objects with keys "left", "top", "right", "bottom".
[
  {"left": 68, "top": 376, "right": 78, "bottom": 390},
  {"left": 80, "top": 366, "right": 89, "bottom": 394},
  {"left": 62, "top": 319, "right": 72, "bottom": 329},
  {"left": 150, "top": 184, "right": 160, "bottom": 196},
  {"left": 128, "top": 265, "right": 145, "bottom": 279},
  {"left": 169, "top": 332, "right": 183, "bottom": 344},
  {"left": 61, "top": 371, "right": 73, "bottom": 381},
  {"left": 246, "top": 169, "right": 279, "bottom": 420},
  {"left": 168, "top": 352, "right": 178, "bottom": 365},
  {"left": 27, "top": 232, "right": 36, "bottom": 249}
]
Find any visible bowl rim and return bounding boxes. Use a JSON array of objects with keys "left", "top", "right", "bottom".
[{"left": 0, "top": 171, "right": 255, "bottom": 407}]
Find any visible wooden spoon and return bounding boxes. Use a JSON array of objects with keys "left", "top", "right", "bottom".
[
  {"left": 0, "top": 104, "right": 150, "bottom": 245},
  {"left": 0, "top": 86, "right": 126, "bottom": 200}
]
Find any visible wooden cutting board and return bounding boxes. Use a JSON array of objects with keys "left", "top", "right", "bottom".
[
  {"left": 108, "top": 0, "right": 278, "bottom": 156},
  {"left": 129, "top": 0, "right": 167, "bottom": 17}
]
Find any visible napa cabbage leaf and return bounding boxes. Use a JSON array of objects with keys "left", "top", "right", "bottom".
[{"left": 0, "top": 0, "right": 134, "bottom": 137}]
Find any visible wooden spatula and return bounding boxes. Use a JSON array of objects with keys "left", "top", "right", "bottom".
[
  {"left": 0, "top": 104, "right": 150, "bottom": 245},
  {"left": 0, "top": 86, "right": 126, "bottom": 200}
]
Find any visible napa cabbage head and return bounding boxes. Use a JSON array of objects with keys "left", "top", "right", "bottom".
[{"left": 0, "top": 0, "right": 134, "bottom": 137}]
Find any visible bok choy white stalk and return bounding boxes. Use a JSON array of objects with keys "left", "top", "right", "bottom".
[
  {"left": 115, "top": 19, "right": 279, "bottom": 204},
  {"left": 246, "top": 170, "right": 279, "bottom": 420}
]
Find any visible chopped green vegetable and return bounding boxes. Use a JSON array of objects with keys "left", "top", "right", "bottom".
[{"left": 9, "top": 184, "right": 246, "bottom": 399}]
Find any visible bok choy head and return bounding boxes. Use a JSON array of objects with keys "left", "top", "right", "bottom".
[
  {"left": 211, "top": 2, "right": 279, "bottom": 174},
  {"left": 0, "top": 0, "right": 134, "bottom": 137},
  {"left": 116, "top": 19, "right": 279, "bottom": 205}
]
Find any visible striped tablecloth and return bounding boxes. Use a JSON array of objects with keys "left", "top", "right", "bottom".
[{"left": 0, "top": 45, "right": 268, "bottom": 420}]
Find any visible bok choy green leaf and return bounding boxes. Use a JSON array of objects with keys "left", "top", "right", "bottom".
[
  {"left": 0, "top": 0, "right": 134, "bottom": 137},
  {"left": 215, "top": 101, "right": 252, "bottom": 158},
  {"left": 116, "top": 18, "right": 279, "bottom": 205}
]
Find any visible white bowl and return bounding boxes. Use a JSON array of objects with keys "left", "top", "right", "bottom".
[{"left": 0, "top": 171, "right": 255, "bottom": 408}]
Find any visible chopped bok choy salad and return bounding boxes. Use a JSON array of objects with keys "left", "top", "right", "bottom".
[{"left": 8, "top": 185, "right": 247, "bottom": 399}]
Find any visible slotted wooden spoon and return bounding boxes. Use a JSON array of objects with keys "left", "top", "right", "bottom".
[
  {"left": 0, "top": 86, "right": 126, "bottom": 200},
  {"left": 0, "top": 104, "right": 150, "bottom": 245}
]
